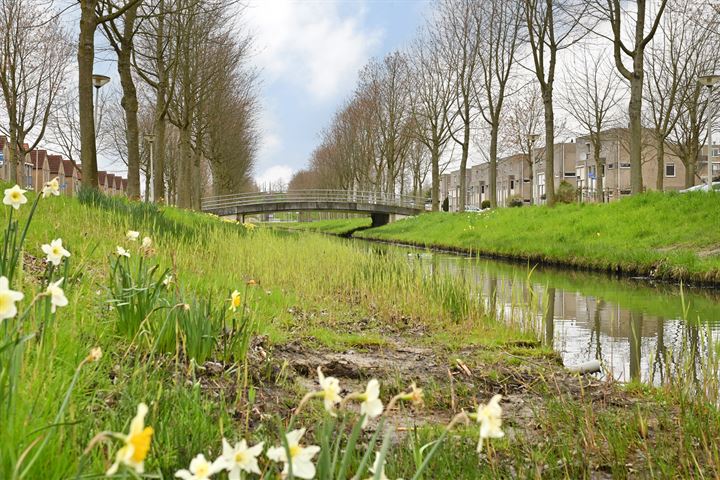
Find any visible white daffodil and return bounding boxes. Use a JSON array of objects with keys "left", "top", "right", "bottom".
[
  {"left": 366, "top": 452, "right": 390, "bottom": 480},
  {"left": 141, "top": 236, "right": 152, "bottom": 249},
  {"left": 41, "top": 238, "right": 71, "bottom": 266},
  {"left": 106, "top": 403, "right": 154, "bottom": 476},
  {"left": 163, "top": 275, "right": 173, "bottom": 287},
  {"left": 126, "top": 230, "right": 140, "bottom": 241},
  {"left": 116, "top": 246, "right": 130, "bottom": 258},
  {"left": 474, "top": 394, "right": 504, "bottom": 452},
  {"left": 220, "top": 438, "right": 264, "bottom": 479},
  {"left": 42, "top": 177, "right": 60, "bottom": 198},
  {"left": 175, "top": 453, "right": 225, "bottom": 480},
  {"left": 360, "top": 379, "right": 384, "bottom": 428},
  {"left": 3, "top": 185, "right": 27, "bottom": 210},
  {"left": 317, "top": 367, "right": 342, "bottom": 415},
  {"left": 267, "top": 428, "right": 320, "bottom": 480},
  {"left": 0, "top": 276, "right": 23, "bottom": 321},
  {"left": 46, "top": 278, "right": 68, "bottom": 313},
  {"left": 229, "top": 290, "right": 241, "bottom": 312}
]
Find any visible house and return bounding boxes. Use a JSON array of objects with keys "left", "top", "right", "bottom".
[
  {"left": 47, "top": 155, "right": 65, "bottom": 191},
  {"left": 106, "top": 173, "right": 116, "bottom": 195},
  {"left": 62, "top": 160, "right": 81, "bottom": 196},
  {"left": 98, "top": 171, "right": 108, "bottom": 193},
  {"left": 29, "top": 150, "right": 51, "bottom": 191}
]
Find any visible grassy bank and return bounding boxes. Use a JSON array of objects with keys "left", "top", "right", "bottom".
[
  {"left": 2, "top": 187, "right": 720, "bottom": 478},
  {"left": 355, "top": 191, "right": 720, "bottom": 283},
  {"left": 273, "top": 217, "right": 370, "bottom": 235}
]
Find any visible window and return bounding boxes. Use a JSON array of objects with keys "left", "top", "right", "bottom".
[
  {"left": 620, "top": 163, "right": 631, "bottom": 169},
  {"left": 510, "top": 180, "right": 515, "bottom": 190},
  {"left": 600, "top": 165, "right": 606, "bottom": 177},
  {"left": 607, "top": 163, "right": 614, "bottom": 169},
  {"left": 713, "top": 148, "right": 720, "bottom": 157},
  {"left": 713, "top": 162, "right": 720, "bottom": 174},
  {"left": 620, "top": 189, "right": 631, "bottom": 195},
  {"left": 564, "top": 172, "right": 575, "bottom": 177},
  {"left": 665, "top": 163, "right": 676, "bottom": 178}
]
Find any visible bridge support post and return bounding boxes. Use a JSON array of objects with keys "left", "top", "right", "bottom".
[
  {"left": 236, "top": 212, "right": 244, "bottom": 223},
  {"left": 370, "top": 213, "right": 390, "bottom": 228}
]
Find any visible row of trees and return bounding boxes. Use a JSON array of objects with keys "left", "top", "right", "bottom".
[
  {"left": 0, "top": 0, "right": 260, "bottom": 207},
  {"left": 291, "top": 0, "right": 719, "bottom": 211}
]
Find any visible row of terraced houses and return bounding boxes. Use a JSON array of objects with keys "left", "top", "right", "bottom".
[
  {"left": 441, "top": 128, "right": 714, "bottom": 210},
  {"left": 0, "top": 135, "right": 127, "bottom": 196}
]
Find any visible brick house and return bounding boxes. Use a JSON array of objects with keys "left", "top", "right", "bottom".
[
  {"left": 30, "top": 150, "right": 51, "bottom": 191},
  {"left": 62, "top": 160, "right": 81, "bottom": 196}
]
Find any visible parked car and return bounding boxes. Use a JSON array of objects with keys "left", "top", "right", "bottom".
[{"left": 465, "top": 205, "right": 481, "bottom": 212}]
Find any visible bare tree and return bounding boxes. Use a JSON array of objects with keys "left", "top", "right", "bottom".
[
  {"left": 523, "top": 0, "right": 589, "bottom": 206},
  {"left": 0, "top": 0, "right": 72, "bottom": 186},
  {"left": 409, "top": 30, "right": 455, "bottom": 211},
  {"left": 434, "top": 0, "right": 482, "bottom": 212},
  {"left": 559, "top": 53, "right": 623, "bottom": 201},
  {"left": 598, "top": 0, "right": 669, "bottom": 194},
  {"left": 474, "top": 0, "right": 522, "bottom": 207}
]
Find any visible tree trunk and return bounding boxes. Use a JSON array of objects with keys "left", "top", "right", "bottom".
[
  {"left": 8, "top": 124, "right": 18, "bottom": 185},
  {"left": 431, "top": 143, "right": 440, "bottom": 212},
  {"left": 656, "top": 138, "right": 664, "bottom": 191},
  {"left": 78, "top": 1, "right": 98, "bottom": 189},
  {"left": 153, "top": 114, "right": 166, "bottom": 202},
  {"left": 685, "top": 154, "right": 696, "bottom": 188},
  {"left": 628, "top": 75, "right": 644, "bottom": 194},
  {"left": 489, "top": 123, "right": 498, "bottom": 208},
  {"left": 593, "top": 140, "right": 604, "bottom": 202},
  {"left": 177, "top": 125, "right": 192, "bottom": 208},
  {"left": 458, "top": 106, "right": 470, "bottom": 212},
  {"left": 117, "top": 3, "right": 140, "bottom": 198},
  {"left": 542, "top": 88, "right": 555, "bottom": 206}
]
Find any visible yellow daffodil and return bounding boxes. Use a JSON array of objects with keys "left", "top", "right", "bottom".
[
  {"left": 175, "top": 453, "right": 224, "bottom": 480},
  {"left": 41, "top": 238, "right": 71, "bottom": 266},
  {"left": 317, "top": 367, "right": 342, "bottom": 415},
  {"left": 106, "top": 403, "right": 154, "bottom": 476},
  {"left": 116, "top": 246, "right": 130, "bottom": 258},
  {"left": 42, "top": 177, "right": 60, "bottom": 198},
  {"left": 243, "top": 222, "right": 256, "bottom": 231},
  {"left": 46, "top": 278, "right": 68, "bottom": 313},
  {"left": 266, "top": 428, "right": 320, "bottom": 480},
  {"left": 0, "top": 276, "right": 23, "bottom": 321},
  {"left": 401, "top": 382, "right": 424, "bottom": 406},
  {"left": 229, "top": 290, "right": 241, "bottom": 312},
  {"left": 126, "top": 230, "right": 140, "bottom": 241},
  {"left": 220, "top": 438, "right": 264, "bottom": 479},
  {"left": 3, "top": 185, "right": 27, "bottom": 210},
  {"left": 472, "top": 394, "right": 504, "bottom": 452},
  {"left": 360, "top": 379, "right": 383, "bottom": 428}
]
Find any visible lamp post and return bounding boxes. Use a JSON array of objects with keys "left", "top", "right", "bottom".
[
  {"left": 699, "top": 74, "right": 720, "bottom": 191},
  {"left": 144, "top": 134, "right": 156, "bottom": 201},
  {"left": 92, "top": 74, "right": 111, "bottom": 134},
  {"left": 527, "top": 133, "right": 540, "bottom": 204}
]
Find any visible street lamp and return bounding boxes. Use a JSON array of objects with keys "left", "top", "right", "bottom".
[
  {"left": 144, "top": 134, "right": 156, "bottom": 202},
  {"left": 92, "top": 74, "right": 111, "bottom": 132},
  {"left": 699, "top": 74, "right": 720, "bottom": 191},
  {"left": 527, "top": 133, "right": 540, "bottom": 204}
]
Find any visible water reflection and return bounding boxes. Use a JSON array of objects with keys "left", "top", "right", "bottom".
[{"left": 404, "top": 250, "right": 720, "bottom": 384}]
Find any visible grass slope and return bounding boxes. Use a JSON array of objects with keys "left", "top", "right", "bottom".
[
  {"left": 272, "top": 217, "right": 371, "bottom": 235},
  {"left": 3, "top": 189, "right": 720, "bottom": 479},
  {"left": 356, "top": 191, "right": 720, "bottom": 283}
]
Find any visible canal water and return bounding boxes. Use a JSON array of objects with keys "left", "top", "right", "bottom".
[{"left": 380, "top": 243, "right": 720, "bottom": 384}]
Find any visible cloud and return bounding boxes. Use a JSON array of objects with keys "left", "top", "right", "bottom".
[
  {"left": 255, "top": 164, "right": 295, "bottom": 188},
  {"left": 245, "top": 0, "right": 382, "bottom": 102}
]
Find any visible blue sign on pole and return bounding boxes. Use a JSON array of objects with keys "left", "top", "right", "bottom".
[
  {"left": 0, "top": 152, "right": 4, "bottom": 165},
  {"left": 588, "top": 172, "right": 595, "bottom": 180}
]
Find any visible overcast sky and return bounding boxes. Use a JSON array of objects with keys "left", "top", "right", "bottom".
[{"left": 245, "top": 0, "right": 430, "bottom": 188}]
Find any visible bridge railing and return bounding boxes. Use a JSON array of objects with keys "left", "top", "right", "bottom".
[{"left": 201, "top": 189, "right": 426, "bottom": 211}]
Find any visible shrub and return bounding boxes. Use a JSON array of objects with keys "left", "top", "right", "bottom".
[
  {"left": 507, "top": 195, "right": 524, "bottom": 208},
  {"left": 557, "top": 181, "right": 577, "bottom": 204},
  {"left": 481, "top": 200, "right": 491, "bottom": 209}
]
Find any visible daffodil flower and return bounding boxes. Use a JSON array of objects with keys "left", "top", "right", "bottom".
[
  {"left": 229, "top": 290, "right": 241, "bottom": 312},
  {"left": 266, "top": 428, "right": 320, "bottom": 480},
  {"left": 141, "top": 236, "right": 152, "bottom": 249},
  {"left": 317, "top": 367, "right": 342, "bottom": 415},
  {"left": 365, "top": 452, "right": 391, "bottom": 480},
  {"left": 41, "top": 238, "right": 71, "bottom": 266},
  {"left": 472, "top": 394, "right": 504, "bottom": 452},
  {"left": 175, "top": 453, "right": 225, "bottom": 480},
  {"left": 46, "top": 278, "right": 68, "bottom": 313},
  {"left": 220, "top": 438, "right": 264, "bottom": 479},
  {"left": 243, "top": 222, "right": 256, "bottom": 231},
  {"left": 87, "top": 347, "right": 102, "bottom": 362},
  {"left": 42, "top": 177, "right": 60, "bottom": 198},
  {"left": 116, "top": 246, "right": 130, "bottom": 258},
  {"left": 126, "top": 230, "right": 140, "bottom": 241},
  {"left": 106, "top": 403, "right": 154, "bottom": 476},
  {"left": 3, "top": 185, "right": 27, "bottom": 209},
  {"left": 402, "top": 382, "right": 423, "bottom": 406},
  {"left": 163, "top": 275, "right": 173, "bottom": 287},
  {"left": 0, "top": 276, "right": 23, "bottom": 321},
  {"left": 360, "top": 379, "right": 383, "bottom": 428}
]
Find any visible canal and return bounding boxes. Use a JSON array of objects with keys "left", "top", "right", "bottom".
[{"left": 369, "top": 241, "right": 720, "bottom": 384}]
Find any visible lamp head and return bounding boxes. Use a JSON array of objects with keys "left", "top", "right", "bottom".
[
  {"left": 527, "top": 133, "right": 540, "bottom": 143},
  {"left": 699, "top": 74, "right": 720, "bottom": 87},
  {"left": 144, "top": 134, "right": 156, "bottom": 143},
  {"left": 92, "top": 74, "right": 111, "bottom": 89}
]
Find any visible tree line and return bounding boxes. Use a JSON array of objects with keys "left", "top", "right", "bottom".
[
  {"left": 0, "top": 0, "right": 260, "bottom": 208},
  {"left": 290, "top": 0, "right": 719, "bottom": 211}
]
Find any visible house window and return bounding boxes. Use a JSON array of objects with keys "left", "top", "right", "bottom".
[
  {"left": 607, "top": 163, "right": 614, "bottom": 169},
  {"left": 712, "top": 162, "right": 720, "bottom": 174},
  {"left": 600, "top": 165, "right": 606, "bottom": 177},
  {"left": 620, "top": 189, "right": 631, "bottom": 195},
  {"left": 713, "top": 148, "right": 720, "bottom": 157},
  {"left": 564, "top": 172, "right": 575, "bottom": 177},
  {"left": 665, "top": 163, "right": 676, "bottom": 178},
  {"left": 510, "top": 180, "right": 515, "bottom": 190},
  {"left": 620, "top": 163, "right": 631, "bottom": 169}
]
